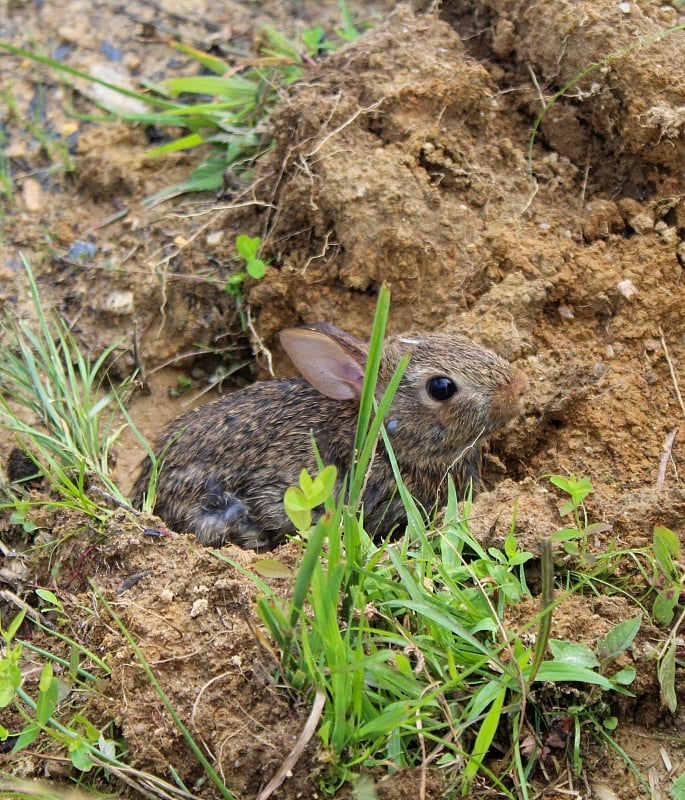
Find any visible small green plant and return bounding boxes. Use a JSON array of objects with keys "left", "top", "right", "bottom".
[
  {"left": 651, "top": 525, "right": 683, "bottom": 626},
  {"left": 472, "top": 514, "right": 533, "bottom": 606},
  {"left": 34, "top": 588, "right": 67, "bottom": 622},
  {"left": 9, "top": 500, "right": 39, "bottom": 534},
  {"left": 225, "top": 233, "right": 269, "bottom": 327},
  {"left": 284, "top": 464, "right": 338, "bottom": 532},
  {"left": 169, "top": 374, "right": 194, "bottom": 398},
  {"left": 228, "top": 234, "right": 268, "bottom": 285},
  {"left": 671, "top": 772, "right": 685, "bottom": 800},
  {"left": 0, "top": 607, "right": 118, "bottom": 772},
  {"left": 548, "top": 616, "right": 639, "bottom": 693},
  {"left": 549, "top": 473, "right": 611, "bottom": 558},
  {"left": 648, "top": 525, "right": 684, "bottom": 715}
]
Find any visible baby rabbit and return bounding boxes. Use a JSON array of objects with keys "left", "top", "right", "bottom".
[{"left": 133, "top": 324, "right": 526, "bottom": 550}]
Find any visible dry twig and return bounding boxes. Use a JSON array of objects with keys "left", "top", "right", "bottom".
[
  {"left": 246, "top": 305, "right": 274, "bottom": 378},
  {"left": 656, "top": 427, "right": 678, "bottom": 490},
  {"left": 256, "top": 689, "right": 326, "bottom": 800},
  {"left": 659, "top": 327, "right": 685, "bottom": 420}
]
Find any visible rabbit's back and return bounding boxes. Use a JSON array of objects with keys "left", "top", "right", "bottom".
[{"left": 133, "top": 379, "right": 359, "bottom": 548}]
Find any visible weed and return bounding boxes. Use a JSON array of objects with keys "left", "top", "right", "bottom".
[
  {"left": 9, "top": 500, "right": 39, "bottom": 535},
  {"left": 0, "top": 255, "right": 132, "bottom": 520},
  {"left": 651, "top": 525, "right": 683, "bottom": 626},
  {"left": 168, "top": 374, "right": 194, "bottom": 398},
  {"left": 284, "top": 464, "right": 338, "bottom": 532},
  {"left": 650, "top": 525, "right": 684, "bottom": 714},
  {"left": 0, "top": 606, "right": 118, "bottom": 773},
  {"left": 548, "top": 484, "right": 681, "bottom": 721},
  {"left": 0, "top": 3, "right": 369, "bottom": 203},
  {"left": 672, "top": 772, "right": 685, "bottom": 800},
  {"left": 225, "top": 233, "right": 269, "bottom": 328},
  {"left": 549, "top": 473, "right": 611, "bottom": 560},
  {"left": 551, "top": 480, "right": 683, "bottom": 622}
]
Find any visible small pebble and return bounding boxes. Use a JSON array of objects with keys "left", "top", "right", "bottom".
[
  {"left": 67, "top": 240, "right": 98, "bottom": 262},
  {"left": 627, "top": 213, "right": 653, "bottom": 234},
  {"left": 558, "top": 304, "right": 575, "bottom": 320},
  {"left": 123, "top": 52, "right": 142, "bottom": 72},
  {"left": 22, "top": 178, "right": 44, "bottom": 212},
  {"left": 53, "top": 43, "right": 76, "bottom": 61},
  {"left": 592, "top": 783, "right": 619, "bottom": 800},
  {"left": 143, "top": 527, "right": 165, "bottom": 538},
  {"left": 101, "top": 290, "right": 134, "bottom": 315},
  {"left": 57, "top": 25, "right": 86, "bottom": 44},
  {"left": 59, "top": 121, "right": 79, "bottom": 137},
  {"left": 617, "top": 279, "right": 638, "bottom": 299},
  {"left": 101, "top": 41, "right": 123, "bottom": 63},
  {"left": 5, "top": 140, "right": 27, "bottom": 159},
  {"left": 206, "top": 230, "right": 224, "bottom": 247},
  {"left": 190, "top": 598, "right": 208, "bottom": 618}
]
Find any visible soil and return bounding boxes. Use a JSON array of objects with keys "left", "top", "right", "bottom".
[{"left": 1, "top": 0, "right": 684, "bottom": 798}]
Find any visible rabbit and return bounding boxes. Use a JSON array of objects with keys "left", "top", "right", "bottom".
[{"left": 132, "top": 323, "right": 527, "bottom": 550}]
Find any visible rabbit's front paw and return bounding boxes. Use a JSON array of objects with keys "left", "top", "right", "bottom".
[{"left": 194, "top": 487, "right": 274, "bottom": 550}]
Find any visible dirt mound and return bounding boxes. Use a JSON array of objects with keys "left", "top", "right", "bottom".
[
  {"left": 1, "top": 1, "right": 684, "bottom": 798},
  {"left": 247, "top": 2, "right": 684, "bottom": 514}
]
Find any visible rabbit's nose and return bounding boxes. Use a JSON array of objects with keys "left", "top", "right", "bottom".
[
  {"left": 490, "top": 367, "right": 527, "bottom": 427},
  {"left": 509, "top": 368, "right": 528, "bottom": 402}
]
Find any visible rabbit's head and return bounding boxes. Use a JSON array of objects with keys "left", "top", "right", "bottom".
[{"left": 280, "top": 324, "right": 526, "bottom": 469}]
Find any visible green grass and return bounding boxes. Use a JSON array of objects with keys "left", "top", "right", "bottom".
[
  {"left": 221, "top": 287, "right": 650, "bottom": 796},
  {"left": 0, "top": 255, "right": 133, "bottom": 519},
  {"left": 0, "top": 1, "right": 369, "bottom": 204}
]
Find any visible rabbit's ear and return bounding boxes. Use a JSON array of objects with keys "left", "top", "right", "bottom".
[{"left": 280, "top": 324, "right": 368, "bottom": 401}]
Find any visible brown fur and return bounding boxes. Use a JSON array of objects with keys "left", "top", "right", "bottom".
[{"left": 133, "top": 328, "right": 526, "bottom": 549}]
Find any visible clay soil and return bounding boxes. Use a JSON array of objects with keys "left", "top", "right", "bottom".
[{"left": 1, "top": 1, "right": 684, "bottom": 798}]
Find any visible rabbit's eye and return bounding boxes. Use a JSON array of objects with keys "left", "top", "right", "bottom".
[{"left": 426, "top": 376, "right": 457, "bottom": 401}]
